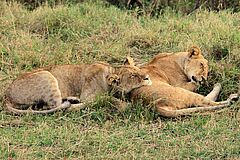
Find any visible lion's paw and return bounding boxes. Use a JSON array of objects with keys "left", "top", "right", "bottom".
[
  {"left": 228, "top": 93, "right": 239, "bottom": 102},
  {"left": 63, "top": 97, "right": 81, "bottom": 104}
]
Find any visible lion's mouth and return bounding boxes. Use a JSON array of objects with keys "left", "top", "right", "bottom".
[{"left": 191, "top": 76, "right": 206, "bottom": 84}]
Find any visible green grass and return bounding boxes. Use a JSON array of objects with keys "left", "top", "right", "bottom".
[{"left": 0, "top": 1, "right": 240, "bottom": 159}]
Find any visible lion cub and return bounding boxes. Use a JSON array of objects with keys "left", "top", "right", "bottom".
[{"left": 5, "top": 57, "right": 152, "bottom": 115}]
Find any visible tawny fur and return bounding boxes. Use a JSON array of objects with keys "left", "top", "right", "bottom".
[
  {"left": 130, "top": 46, "right": 239, "bottom": 118},
  {"left": 5, "top": 58, "right": 152, "bottom": 115}
]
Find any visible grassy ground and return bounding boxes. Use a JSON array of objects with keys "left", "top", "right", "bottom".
[{"left": 0, "top": 1, "right": 239, "bottom": 159}]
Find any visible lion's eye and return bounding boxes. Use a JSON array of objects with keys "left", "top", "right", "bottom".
[
  {"left": 200, "top": 63, "right": 204, "bottom": 69},
  {"left": 130, "top": 74, "right": 136, "bottom": 78}
]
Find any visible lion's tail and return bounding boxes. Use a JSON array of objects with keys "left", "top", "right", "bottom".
[{"left": 4, "top": 98, "right": 71, "bottom": 115}]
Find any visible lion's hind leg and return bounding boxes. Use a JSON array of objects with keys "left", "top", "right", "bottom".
[
  {"left": 5, "top": 71, "right": 71, "bottom": 115},
  {"left": 156, "top": 93, "right": 239, "bottom": 118}
]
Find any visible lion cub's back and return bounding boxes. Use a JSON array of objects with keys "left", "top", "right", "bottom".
[{"left": 45, "top": 63, "right": 112, "bottom": 97}]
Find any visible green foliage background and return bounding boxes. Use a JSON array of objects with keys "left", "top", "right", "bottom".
[
  {"left": 8, "top": 0, "right": 240, "bottom": 13},
  {"left": 0, "top": 0, "right": 239, "bottom": 159}
]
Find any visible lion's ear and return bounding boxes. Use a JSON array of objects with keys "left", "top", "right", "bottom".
[
  {"left": 106, "top": 74, "right": 120, "bottom": 86},
  {"left": 124, "top": 56, "right": 135, "bottom": 66},
  {"left": 188, "top": 46, "right": 202, "bottom": 58}
]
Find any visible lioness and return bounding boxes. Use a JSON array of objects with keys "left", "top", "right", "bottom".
[
  {"left": 5, "top": 57, "right": 152, "bottom": 115},
  {"left": 131, "top": 46, "right": 239, "bottom": 117}
]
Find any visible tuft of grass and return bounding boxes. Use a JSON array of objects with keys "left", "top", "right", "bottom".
[{"left": 0, "top": 1, "right": 239, "bottom": 159}]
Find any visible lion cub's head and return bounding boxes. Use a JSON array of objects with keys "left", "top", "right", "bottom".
[
  {"left": 107, "top": 57, "right": 152, "bottom": 94},
  {"left": 184, "top": 46, "right": 209, "bottom": 83}
]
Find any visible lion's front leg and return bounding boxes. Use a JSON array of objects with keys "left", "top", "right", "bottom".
[
  {"left": 180, "top": 82, "right": 222, "bottom": 101},
  {"left": 205, "top": 83, "right": 221, "bottom": 101},
  {"left": 65, "top": 96, "right": 130, "bottom": 112},
  {"left": 111, "top": 97, "right": 129, "bottom": 112},
  {"left": 66, "top": 94, "right": 96, "bottom": 112}
]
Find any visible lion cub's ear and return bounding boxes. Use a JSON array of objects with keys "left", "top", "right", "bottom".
[
  {"left": 188, "top": 46, "right": 202, "bottom": 58},
  {"left": 106, "top": 74, "right": 120, "bottom": 86},
  {"left": 124, "top": 56, "right": 135, "bottom": 66}
]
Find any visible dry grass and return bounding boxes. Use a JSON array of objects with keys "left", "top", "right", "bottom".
[{"left": 0, "top": 1, "right": 239, "bottom": 159}]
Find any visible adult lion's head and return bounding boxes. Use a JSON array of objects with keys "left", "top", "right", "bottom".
[{"left": 183, "top": 46, "right": 208, "bottom": 83}]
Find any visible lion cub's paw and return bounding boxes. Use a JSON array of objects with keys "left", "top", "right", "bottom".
[{"left": 63, "top": 97, "right": 81, "bottom": 104}]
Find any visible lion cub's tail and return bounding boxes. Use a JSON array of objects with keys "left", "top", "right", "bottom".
[{"left": 4, "top": 98, "right": 71, "bottom": 115}]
